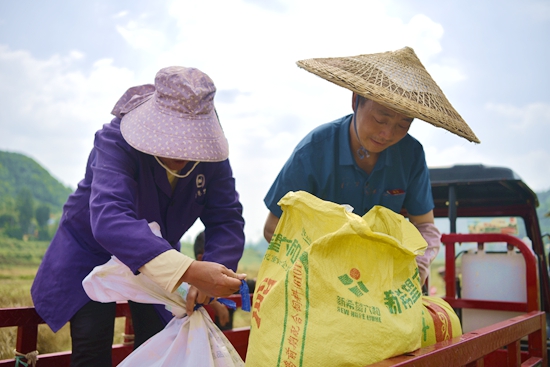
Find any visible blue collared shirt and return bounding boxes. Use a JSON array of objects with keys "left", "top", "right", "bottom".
[{"left": 264, "top": 114, "right": 433, "bottom": 217}]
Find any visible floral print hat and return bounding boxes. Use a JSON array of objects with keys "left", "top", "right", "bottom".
[{"left": 111, "top": 66, "right": 229, "bottom": 162}]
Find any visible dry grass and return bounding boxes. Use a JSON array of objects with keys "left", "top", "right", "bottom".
[
  {"left": 0, "top": 266, "right": 126, "bottom": 360},
  {"left": 0, "top": 266, "right": 42, "bottom": 360}
]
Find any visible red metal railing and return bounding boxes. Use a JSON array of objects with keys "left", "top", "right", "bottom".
[
  {"left": 442, "top": 233, "right": 540, "bottom": 313},
  {"left": 365, "top": 233, "right": 547, "bottom": 367},
  {"left": 0, "top": 302, "right": 132, "bottom": 367},
  {"left": 365, "top": 311, "right": 546, "bottom": 367},
  {"left": 0, "top": 294, "right": 251, "bottom": 367}
]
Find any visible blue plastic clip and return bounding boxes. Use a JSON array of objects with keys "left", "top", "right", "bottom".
[
  {"left": 239, "top": 279, "right": 251, "bottom": 312},
  {"left": 193, "top": 279, "right": 251, "bottom": 312}
]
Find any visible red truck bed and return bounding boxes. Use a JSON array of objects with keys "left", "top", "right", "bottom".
[{"left": 1, "top": 234, "right": 547, "bottom": 367}]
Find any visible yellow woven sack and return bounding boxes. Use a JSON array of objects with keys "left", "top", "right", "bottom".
[
  {"left": 247, "top": 191, "right": 428, "bottom": 367},
  {"left": 421, "top": 296, "right": 462, "bottom": 347}
]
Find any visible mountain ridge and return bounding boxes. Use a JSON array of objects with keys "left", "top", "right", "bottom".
[{"left": 0, "top": 150, "right": 73, "bottom": 213}]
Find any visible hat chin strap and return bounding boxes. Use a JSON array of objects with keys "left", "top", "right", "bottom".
[
  {"left": 154, "top": 156, "right": 200, "bottom": 178},
  {"left": 353, "top": 95, "right": 370, "bottom": 159}
]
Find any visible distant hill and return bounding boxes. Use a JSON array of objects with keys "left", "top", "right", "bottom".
[{"left": 0, "top": 150, "right": 73, "bottom": 213}]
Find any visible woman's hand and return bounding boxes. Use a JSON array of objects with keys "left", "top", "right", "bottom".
[{"left": 182, "top": 260, "right": 245, "bottom": 316}]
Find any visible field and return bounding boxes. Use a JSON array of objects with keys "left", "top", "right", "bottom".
[{"left": 0, "top": 266, "right": 73, "bottom": 360}]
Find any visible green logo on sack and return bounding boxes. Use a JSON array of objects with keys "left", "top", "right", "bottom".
[
  {"left": 338, "top": 268, "right": 369, "bottom": 297},
  {"left": 267, "top": 233, "right": 291, "bottom": 253},
  {"left": 267, "top": 234, "right": 302, "bottom": 264},
  {"left": 336, "top": 269, "right": 381, "bottom": 324},
  {"left": 382, "top": 268, "right": 422, "bottom": 315}
]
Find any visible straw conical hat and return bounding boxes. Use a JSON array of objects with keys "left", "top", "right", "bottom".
[{"left": 297, "top": 47, "right": 479, "bottom": 143}]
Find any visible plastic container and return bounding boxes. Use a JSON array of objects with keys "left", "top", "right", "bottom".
[{"left": 460, "top": 248, "right": 526, "bottom": 333}]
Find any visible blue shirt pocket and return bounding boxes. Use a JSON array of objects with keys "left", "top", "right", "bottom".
[{"left": 379, "top": 189, "right": 406, "bottom": 213}]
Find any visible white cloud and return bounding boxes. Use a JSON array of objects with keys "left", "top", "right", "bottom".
[
  {"left": 486, "top": 102, "right": 550, "bottom": 131},
  {"left": 425, "top": 63, "right": 466, "bottom": 85},
  {"left": 0, "top": 45, "right": 137, "bottom": 187},
  {"left": 116, "top": 21, "right": 168, "bottom": 51},
  {"left": 113, "top": 10, "right": 129, "bottom": 19},
  {"left": 68, "top": 50, "right": 85, "bottom": 60},
  {"left": 403, "top": 14, "right": 444, "bottom": 57}
]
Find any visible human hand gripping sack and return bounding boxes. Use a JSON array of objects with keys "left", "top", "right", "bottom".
[
  {"left": 183, "top": 261, "right": 246, "bottom": 317},
  {"left": 209, "top": 300, "right": 231, "bottom": 326},
  {"left": 146, "top": 221, "right": 246, "bottom": 317},
  {"left": 82, "top": 249, "right": 248, "bottom": 366},
  {"left": 413, "top": 222, "right": 441, "bottom": 285}
]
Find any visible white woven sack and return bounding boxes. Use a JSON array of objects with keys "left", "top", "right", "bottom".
[{"left": 82, "top": 256, "right": 244, "bottom": 367}]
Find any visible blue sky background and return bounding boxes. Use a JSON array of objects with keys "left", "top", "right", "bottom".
[{"left": 1, "top": 0, "right": 549, "bottom": 243}]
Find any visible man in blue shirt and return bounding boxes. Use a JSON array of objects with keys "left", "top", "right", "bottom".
[{"left": 264, "top": 47, "right": 479, "bottom": 285}]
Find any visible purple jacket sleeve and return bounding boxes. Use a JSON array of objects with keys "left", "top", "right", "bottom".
[
  {"left": 199, "top": 160, "right": 245, "bottom": 272},
  {"left": 88, "top": 124, "right": 174, "bottom": 273}
]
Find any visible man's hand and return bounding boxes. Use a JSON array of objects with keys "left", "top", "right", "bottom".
[
  {"left": 264, "top": 212, "right": 279, "bottom": 243},
  {"left": 182, "top": 261, "right": 246, "bottom": 316},
  {"left": 210, "top": 300, "right": 230, "bottom": 327},
  {"left": 410, "top": 210, "right": 440, "bottom": 286}
]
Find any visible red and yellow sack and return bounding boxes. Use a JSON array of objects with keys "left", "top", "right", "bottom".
[{"left": 421, "top": 296, "right": 462, "bottom": 347}]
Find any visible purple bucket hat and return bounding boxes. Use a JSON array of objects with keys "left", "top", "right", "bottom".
[{"left": 111, "top": 66, "right": 229, "bottom": 162}]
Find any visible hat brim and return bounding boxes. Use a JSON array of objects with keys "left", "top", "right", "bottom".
[
  {"left": 297, "top": 48, "right": 480, "bottom": 143},
  {"left": 120, "top": 97, "right": 229, "bottom": 162}
]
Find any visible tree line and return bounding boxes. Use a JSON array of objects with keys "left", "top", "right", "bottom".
[
  {"left": 0, "top": 150, "right": 72, "bottom": 241},
  {"left": 0, "top": 187, "right": 54, "bottom": 240}
]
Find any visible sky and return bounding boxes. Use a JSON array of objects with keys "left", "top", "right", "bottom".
[{"left": 0, "top": 0, "right": 549, "bottom": 244}]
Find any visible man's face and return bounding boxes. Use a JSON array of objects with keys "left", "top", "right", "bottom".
[{"left": 354, "top": 98, "right": 413, "bottom": 154}]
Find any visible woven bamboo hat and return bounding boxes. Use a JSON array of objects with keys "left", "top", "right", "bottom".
[{"left": 297, "top": 47, "right": 479, "bottom": 143}]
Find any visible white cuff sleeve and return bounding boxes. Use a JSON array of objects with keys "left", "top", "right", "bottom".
[{"left": 139, "top": 249, "right": 194, "bottom": 293}]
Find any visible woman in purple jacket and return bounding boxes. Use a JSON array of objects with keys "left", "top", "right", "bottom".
[{"left": 31, "top": 66, "right": 246, "bottom": 367}]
